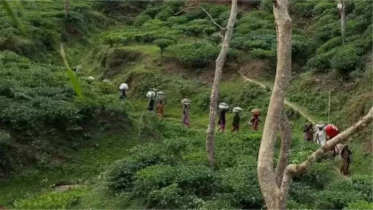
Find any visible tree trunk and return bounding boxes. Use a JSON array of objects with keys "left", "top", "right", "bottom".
[
  {"left": 64, "top": 0, "right": 69, "bottom": 18},
  {"left": 206, "top": 0, "right": 237, "bottom": 166},
  {"left": 257, "top": 0, "right": 292, "bottom": 208},
  {"left": 275, "top": 110, "right": 292, "bottom": 187},
  {"left": 339, "top": 0, "right": 346, "bottom": 44}
]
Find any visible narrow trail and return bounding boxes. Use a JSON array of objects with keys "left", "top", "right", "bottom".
[
  {"left": 238, "top": 71, "right": 316, "bottom": 124},
  {"left": 333, "top": 166, "right": 350, "bottom": 180}
]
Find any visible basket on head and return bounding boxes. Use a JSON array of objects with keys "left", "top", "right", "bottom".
[
  {"left": 119, "top": 83, "right": 129, "bottom": 90},
  {"left": 156, "top": 91, "right": 166, "bottom": 101},
  {"left": 181, "top": 98, "right": 191, "bottom": 105},
  {"left": 251, "top": 108, "right": 261, "bottom": 115},
  {"left": 146, "top": 91, "right": 156, "bottom": 98},
  {"left": 233, "top": 107, "right": 243, "bottom": 113},
  {"left": 315, "top": 122, "right": 326, "bottom": 129},
  {"left": 219, "top": 102, "right": 229, "bottom": 110}
]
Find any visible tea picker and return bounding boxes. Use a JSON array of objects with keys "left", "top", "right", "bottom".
[
  {"left": 119, "top": 83, "right": 129, "bottom": 100},
  {"left": 315, "top": 123, "right": 326, "bottom": 146},
  {"left": 86, "top": 76, "right": 95, "bottom": 84},
  {"left": 232, "top": 107, "right": 243, "bottom": 132},
  {"left": 250, "top": 108, "right": 261, "bottom": 131},
  {"left": 218, "top": 103, "right": 229, "bottom": 132},
  {"left": 181, "top": 98, "right": 191, "bottom": 128},
  {"left": 156, "top": 91, "right": 166, "bottom": 119},
  {"left": 146, "top": 89, "right": 157, "bottom": 111}
]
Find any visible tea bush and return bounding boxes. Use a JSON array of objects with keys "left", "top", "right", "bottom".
[
  {"left": 154, "top": 38, "right": 175, "bottom": 55},
  {"left": 14, "top": 188, "right": 86, "bottom": 209},
  {"left": 351, "top": 175, "right": 373, "bottom": 202},
  {"left": 330, "top": 45, "right": 359, "bottom": 76},
  {"left": 166, "top": 42, "right": 219, "bottom": 67}
]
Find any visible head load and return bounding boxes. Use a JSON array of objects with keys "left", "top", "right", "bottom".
[
  {"left": 146, "top": 90, "right": 156, "bottom": 99},
  {"left": 181, "top": 98, "right": 191, "bottom": 105},
  {"left": 325, "top": 124, "right": 339, "bottom": 139},
  {"left": 156, "top": 91, "right": 166, "bottom": 101},
  {"left": 233, "top": 107, "right": 243, "bottom": 113},
  {"left": 219, "top": 102, "right": 229, "bottom": 110},
  {"left": 251, "top": 108, "right": 261, "bottom": 115},
  {"left": 315, "top": 122, "right": 326, "bottom": 130},
  {"left": 119, "top": 83, "right": 129, "bottom": 90}
]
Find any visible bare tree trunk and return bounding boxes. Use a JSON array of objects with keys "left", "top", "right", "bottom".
[
  {"left": 64, "top": 0, "right": 69, "bottom": 18},
  {"left": 206, "top": 0, "right": 237, "bottom": 166},
  {"left": 339, "top": 0, "right": 346, "bottom": 44},
  {"left": 275, "top": 110, "right": 292, "bottom": 187},
  {"left": 257, "top": 0, "right": 292, "bottom": 208}
]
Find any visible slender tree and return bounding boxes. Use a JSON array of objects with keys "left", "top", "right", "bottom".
[
  {"left": 338, "top": 0, "right": 346, "bottom": 44},
  {"left": 64, "top": 0, "right": 69, "bottom": 18},
  {"left": 206, "top": 0, "right": 237, "bottom": 166},
  {"left": 257, "top": 0, "right": 292, "bottom": 208},
  {"left": 257, "top": 0, "right": 373, "bottom": 209}
]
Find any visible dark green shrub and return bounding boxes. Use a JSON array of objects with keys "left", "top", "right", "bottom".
[
  {"left": 133, "top": 164, "right": 177, "bottom": 195},
  {"left": 314, "top": 2, "right": 335, "bottom": 16},
  {"left": 345, "top": 201, "right": 373, "bottom": 210},
  {"left": 294, "top": 161, "right": 334, "bottom": 189},
  {"left": 203, "top": 27, "right": 216, "bottom": 36},
  {"left": 219, "top": 164, "right": 263, "bottom": 208},
  {"left": 317, "top": 37, "right": 342, "bottom": 54},
  {"left": 330, "top": 45, "right": 359, "bottom": 76},
  {"left": 106, "top": 159, "right": 144, "bottom": 191},
  {"left": 166, "top": 42, "right": 219, "bottom": 67},
  {"left": 134, "top": 15, "right": 152, "bottom": 26},
  {"left": 351, "top": 175, "right": 373, "bottom": 202},
  {"left": 251, "top": 48, "right": 276, "bottom": 59},
  {"left": 167, "top": 16, "right": 188, "bottom": 25},
  {"left": 208, "top": 34, "right": 222, "bottom": 46},
  {"left": 154, "top": 38, "right": 175, "bottom": 55},
  {"left": 106, "top": 143, "right": 172, "bottom": 191},
  {"left": 315, "top": 189, "right": 361, "bottom": 209},
  {"left": 313, "top": 22, "right": 340, "bottom": 43},
  {"left": 289, "top": 182, "right": 318, "bottom": 204},
  {"left": 306, "top": 50, "right": 336, "bottom": 72},
  {"left": 200, "top": 3, "right": 229, "bottom": 18},
  {"left": 290, "top": 1, "right": 317, "bottom": 18},
  {"left": 200, "top": 196, "right": 236, "bottom": 210},
  {"left": 155, "top": 9, "right": 173, "bottom": 21},
  {"left": 13, "top": 188, "right": 86, "bottom": 209},
  {"left": 176, "top": 165, "right": 215, "bottom": 195},
  {"left": 147, "top": 183, "right": 183, "bottom": 208}
]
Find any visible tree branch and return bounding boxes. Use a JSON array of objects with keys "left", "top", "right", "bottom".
[
  {"left": 290, "top": 107, "right": 373, "bottom": 175},
  {"left": 275, "top": 109, "right": 293, "bottom": 188},
  {"left": 201, "top": 7, "right": 226, "bottom": 31}
]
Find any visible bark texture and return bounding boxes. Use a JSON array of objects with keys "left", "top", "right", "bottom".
[
  {"left": 206, "top": 0, "right": 237, "bottom": 166},
  {"left": 257, "top": 0, "right": 292, "bottom": 208},
  {"left": 275, "top": 110, "right": 292, "bottom": 188},
  {"left": 339, "top": 0, "right": 346, "bottom": 44},
  {"left": 64, "top": 0, "right": 69, "bottom": 17}
]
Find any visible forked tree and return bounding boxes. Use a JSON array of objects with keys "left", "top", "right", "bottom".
[
  {"left": 257, "top": 0, "right": 373, "bottom": 209},
  {"left": 205, "top": 0, "right": 237, "bottom": 166}
]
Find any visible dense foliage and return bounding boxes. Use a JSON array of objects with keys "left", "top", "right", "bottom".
[
  {"left": 106, "top": 129, "right": 373, "bottom": 209},
  {"left": 0, "top": 50, "right": 130, "bottom": 175}
]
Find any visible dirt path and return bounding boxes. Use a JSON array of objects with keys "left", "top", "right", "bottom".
[
  {"left": 333, "top": 166, "right": 350, "bottom": 180},
  {"left": 238, "top": 71, "right": 315, "bottom": 124}
]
